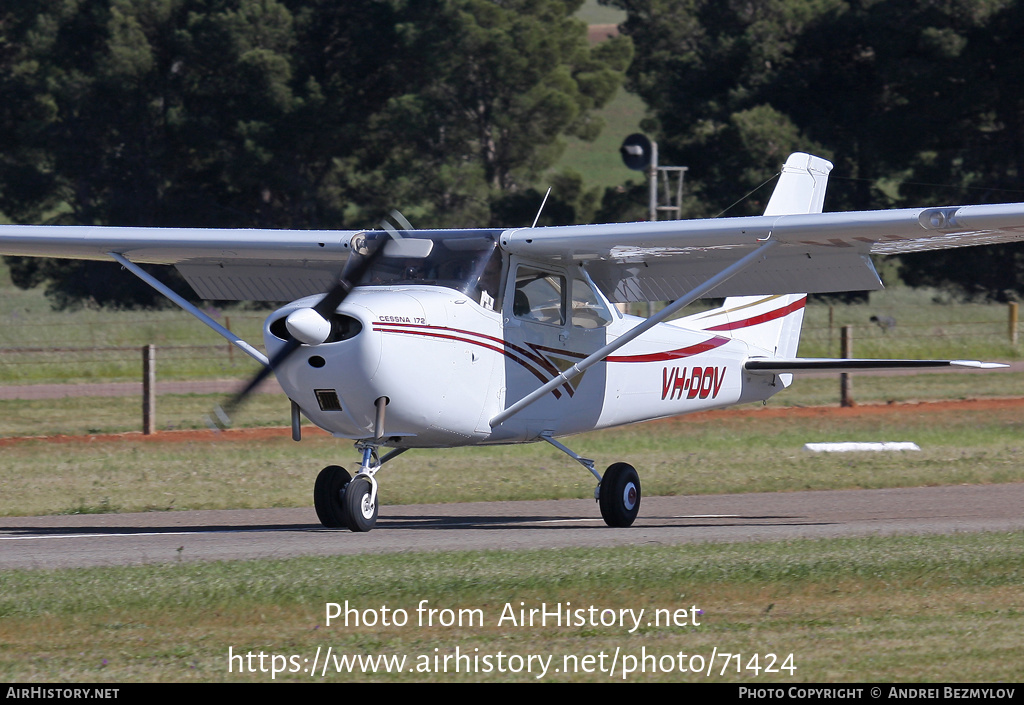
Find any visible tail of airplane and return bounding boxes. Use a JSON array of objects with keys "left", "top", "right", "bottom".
[
  {"left": 675, "top": 293, "right": 807, "bottom": 358},
  {"left": 673, "top": 153, "right": 832, "bottom": 366},
  {"left": 762, "top": 152, "right": 833, "bottom": 217}
]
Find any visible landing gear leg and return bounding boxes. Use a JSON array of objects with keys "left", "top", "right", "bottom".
[
  {"left": 323, "top": 443, "right": 407, "bottom": 533},
  {"left": 343, "top": 443, "right": 380, "bottom": 532},
  {"left": 540, "top": 434, "right": 642, "bottom": 528}
]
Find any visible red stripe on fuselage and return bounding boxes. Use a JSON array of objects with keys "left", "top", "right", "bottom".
[
  {"left": 705, "top": 297, "right": 805, "bottom": 332},
  {"left": 605, "top": 336, "right": 731, "bottom": 363},
  {"left": 372, "top": 323, "right": 734, "bottom": 393},
  {"left": 372, "top": 323, "right": 567, "bottom": 397}
]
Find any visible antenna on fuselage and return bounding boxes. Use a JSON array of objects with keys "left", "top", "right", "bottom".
[{"left": 531, "top": 187, "right": 552, "bottom": 228}]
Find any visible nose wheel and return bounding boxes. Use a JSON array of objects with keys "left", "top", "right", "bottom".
[
  {"left": 343, "top": 476, "right": 378, "bottom": 532},
  {"left": 314, "top": 443, "right": 407, "bottom": 532}
]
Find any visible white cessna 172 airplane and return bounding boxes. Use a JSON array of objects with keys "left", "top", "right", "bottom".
[{"left": 2, "top": 153, "right": 1022, "bottom": 531}]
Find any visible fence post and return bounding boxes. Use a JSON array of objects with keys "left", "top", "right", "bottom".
[
  {"left": 840, "top": 325, "right": 853, "bottom": 407},
  {"left": 828, "top": 304, "right": 835, "bottom": 352},
  {"left": 142, "top": 344, "right": 156, "bottom": 435},
  {"left": 1010, "top": 302, "right": 1019, "bottom": 346}
]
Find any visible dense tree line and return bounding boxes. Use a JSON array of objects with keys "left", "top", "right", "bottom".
[
  {"left": 5, "top": 0, "right": 1024, "bottom": 305},
  {"left": 0, "top": 0, "right": 631, "bottom": 306},
  {"left": 605, "top": 0, "right": 1024, "bottom": 299}
]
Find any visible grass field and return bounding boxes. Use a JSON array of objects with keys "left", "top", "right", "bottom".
[
  {"left": 2, "top": 532, "right": 1022, "bottom": 682},
  {"left": 3, "top": 400, "right": 1021, "bottom": 517},
  {"left": 3, "top": 374, "right": 1022, "bottom": 685}
]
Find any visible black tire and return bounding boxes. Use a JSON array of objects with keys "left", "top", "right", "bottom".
[
  {"left": 313, "top": 465, "right": 351, "bottom": 528},
  {"left": 343, "top": 476, "right": 378, "bottom": 532},
  {"left": 599, "top": 462, "right": 641, "bottom": 527}
]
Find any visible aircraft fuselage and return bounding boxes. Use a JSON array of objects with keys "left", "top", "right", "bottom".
[{"left": 267, "top": 284, "right": 783, "bottom": 449}]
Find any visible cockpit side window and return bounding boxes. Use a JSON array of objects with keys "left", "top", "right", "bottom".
[
  {"left": 513, "top": 265, "right": 566, "bottom": 326},
  {"left": 571, "top": 273, "right": 612, "bottom": 328}
]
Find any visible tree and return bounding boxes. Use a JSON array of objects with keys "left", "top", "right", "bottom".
[
  {"left": 602, "top": 0, "right": 836, "bottom": 215},
  {"left": 2, "top": 0, "right": 631, "bottom": 306},
  {"left": 893, "top": 0, "right": 1024, "bottom": 300},
  {"left": 359, "top": 0, "right": 632, "bottom": 227},
  {"left": 604, "top": 0, "right": 1024, "bottom": 298}
]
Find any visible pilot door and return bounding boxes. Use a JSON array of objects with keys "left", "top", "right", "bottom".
[{"left": 501, "top": 258, "right": 613, "bottom": 437}]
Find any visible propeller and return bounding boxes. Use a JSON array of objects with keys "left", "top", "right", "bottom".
[{"left": 208, "top": 212, "right": 410, "bottom": 430}]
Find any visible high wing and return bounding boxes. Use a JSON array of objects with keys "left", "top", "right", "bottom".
[
  {"left": 0, "top": 225, "right": 363, "bottom": 301},
  {"left": 3, "top": 153, "right": 1024, "bottom": 303},
  {"left": 499, "top": 153, "right": 1024, "bottom": 302}
]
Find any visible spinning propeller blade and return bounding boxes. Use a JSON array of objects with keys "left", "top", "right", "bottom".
[{"left": 208, "top": 213, "right": 411, "bottom": 430}]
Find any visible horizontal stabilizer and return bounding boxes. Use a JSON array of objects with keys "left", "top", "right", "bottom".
[{"left": 744, "top": 358, "right": 1008, "bottom": 374}]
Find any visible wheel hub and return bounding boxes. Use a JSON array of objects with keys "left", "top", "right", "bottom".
[
  {"left": 360, "top": 493, "right": 375, "bottom": 519},
  {"left": 623, "top": 482, "right": 637, "bottom": 511}
]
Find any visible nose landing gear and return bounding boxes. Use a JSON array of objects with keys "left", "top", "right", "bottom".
[{"left": 313, "top": 443, "right": 408, "bottom": 532}]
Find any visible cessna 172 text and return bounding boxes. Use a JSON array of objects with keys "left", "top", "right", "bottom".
[{"left": 1, "top": 153, "right": 1020, "bottom": 531}]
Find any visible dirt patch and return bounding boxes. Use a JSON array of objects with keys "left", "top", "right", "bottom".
[
  {"left": 2, "top": 397, "right": 1021, "bottom": 447},
  {"left": 588, "top": 23, "right": 619, "bottom": 43}
]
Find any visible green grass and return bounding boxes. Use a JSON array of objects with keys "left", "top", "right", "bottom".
[
  {"left": 1, "top": 532, "right": 1022, "bottom": 681},
  {"left": 798, "top": 287, "right": 1022, "bottom": 361},
  {"left": 555, "top": 89, "right": 648, "bottom": 192},
  {"left": 577, "top": 0, "right": 626, "bottom": 26},
  {"left": 0, "top": 393, "right": 292, "bottom": 437},
  {"left": 2, "top": 401, "right": 1020, "bottom": 517}
]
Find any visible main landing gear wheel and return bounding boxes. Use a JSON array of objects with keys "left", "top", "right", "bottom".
[
  {"left": 343, "top": 476, "right": 378, "bottom": 532},
  {"left": 314, "top": 465, "right": 351, "bottom": 528},
  {"left": 599, "top": 462, "right": 641, "bottom": 527}
]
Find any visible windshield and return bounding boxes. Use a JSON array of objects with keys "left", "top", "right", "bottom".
[{"left": 344, "top": 230, "right": 503, "bottom": 309}]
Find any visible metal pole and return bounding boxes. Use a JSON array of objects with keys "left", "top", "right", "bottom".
[
  {"left": 840, "top": 325, "right": 853, "bottom": 407},
  {"left": 647, "top": 141, "right": 658, "bottom": 317},
  {"left": 1010, "top": 302, "right": 1019, "bottom": 345},
  {"left": 648, "top": 141, "right": 658, "bottom": 223},
  {"left": 142, "top": 344, "right": 156, "bottom": 435}
]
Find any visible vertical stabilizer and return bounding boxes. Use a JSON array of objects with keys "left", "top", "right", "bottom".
[
  {"left": 674, "top": 153, "right": 832, "bottom": 378},
  {"left": 763, "top": 152, "right": 833, "bottom": 216}
]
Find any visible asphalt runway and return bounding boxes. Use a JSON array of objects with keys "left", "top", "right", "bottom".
[{"left": 2, "top": 482, "right": 1023, "bottom": 570}]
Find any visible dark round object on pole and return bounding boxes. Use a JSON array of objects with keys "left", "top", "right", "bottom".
[{"left": 620, "top": 133, "right": 653, "bottom": 171}]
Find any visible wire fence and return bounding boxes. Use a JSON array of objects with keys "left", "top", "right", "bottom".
[
  {"left": 799, "top": 301, "right": 1020, "bottom": 359},
  {"left": 0, "top": 303, "right": 1019, "bottom": 437},
  {"left": 0, "top": 343, "right": 264, "bottom": 388}
]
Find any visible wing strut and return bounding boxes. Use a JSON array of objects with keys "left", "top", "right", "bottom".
[
  {"left": 489, "top": 240, "right": 779, "bottom": 427},
  {"left": 109, "top": 252, "right": 269, "bottom": 366}
]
